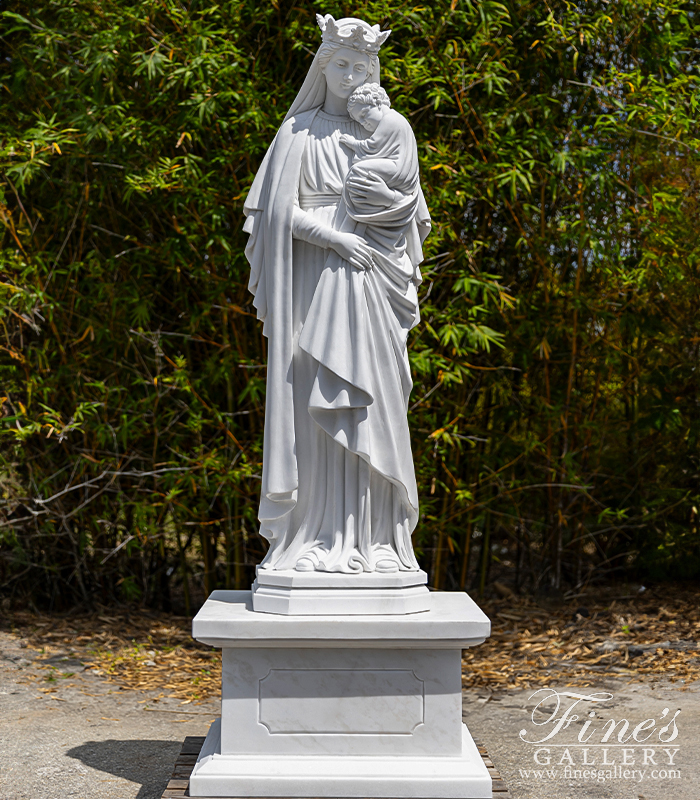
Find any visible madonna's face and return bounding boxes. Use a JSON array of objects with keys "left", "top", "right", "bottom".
[{"left": 323, "top": 47, "right": 371, "bottom": 101}]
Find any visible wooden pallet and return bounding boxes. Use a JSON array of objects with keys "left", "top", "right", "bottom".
[
  {"left": 162, "top": 735, "right": 204, "bottom": 798},
  {"left": 162, "top": 735, "right": 511, "bottom": 799}
]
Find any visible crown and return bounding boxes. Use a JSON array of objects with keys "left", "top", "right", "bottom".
[{"left": 316, "top": 14, "right": 391, "bottom": 55}]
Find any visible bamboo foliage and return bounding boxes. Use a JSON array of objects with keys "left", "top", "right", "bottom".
[{"left": 1, "top": 0, "right": 698, "bottom": 608}]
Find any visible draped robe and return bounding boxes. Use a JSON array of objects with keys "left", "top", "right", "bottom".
[{"left": 243, "top": 105, "right": 430, "bottom": 572}]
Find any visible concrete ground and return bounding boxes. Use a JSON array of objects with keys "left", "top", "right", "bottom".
[
  {"left": 0, "top": 630, "right": 217, "bottom": 799},
  {"left": 1, "top": 629, "right": 697, "bottom": 800},
  {"left": 463, "top": 681, "right": 698, "bottom": 799}
]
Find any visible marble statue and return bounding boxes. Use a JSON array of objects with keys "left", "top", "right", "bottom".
[
  {"left": 243, "top": 14, "right": 431, "bottom": 578},
  {"left": 188, "top": 18, "right": 492, "bottom": 794}
]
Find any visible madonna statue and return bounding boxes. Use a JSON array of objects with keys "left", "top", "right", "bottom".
[{"left": 243, "top": 15, "right": 431, "bottom": 579}]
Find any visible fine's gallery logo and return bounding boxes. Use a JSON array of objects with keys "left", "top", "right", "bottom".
[{"left": 518, "top": 689, "right": 681, "bottom": 785}]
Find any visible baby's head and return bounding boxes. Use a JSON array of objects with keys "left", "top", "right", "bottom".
[{"left": 347, "top": 84, "right": 391, "bottom": 132}]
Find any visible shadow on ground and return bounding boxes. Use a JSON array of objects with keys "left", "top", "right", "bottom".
[{"left": 67, "top": 739, "right": 181, "bottom": 799}]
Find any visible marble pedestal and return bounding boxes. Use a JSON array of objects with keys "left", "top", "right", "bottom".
[{"left": 189, "top": 590, "right": 492, "bottom": 799}]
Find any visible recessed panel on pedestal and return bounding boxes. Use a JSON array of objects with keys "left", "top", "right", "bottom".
[{"left": 259, "top": 668, "right": 424, "bottom": 734}]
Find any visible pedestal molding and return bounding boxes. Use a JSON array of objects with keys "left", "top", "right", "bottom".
[
  {"left": 190, "top": 719, "right": 493, "bottom": 799},
  {"left": 193, "top": 590, "right": 490, "bottom": 646}
]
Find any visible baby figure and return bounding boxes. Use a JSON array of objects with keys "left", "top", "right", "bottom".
[
  {"left": 345, "top": 83, "right": 392, "bottom": 136},
  {"left": 340, "top": 85, "right": 404, "bottom": 192},
  {"left": 339, "top": 85, "right": 420, "bottom": 241}
]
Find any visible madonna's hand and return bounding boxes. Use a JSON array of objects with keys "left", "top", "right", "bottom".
[
  {"left": 329, "top": 230, "right": 374, "bottom": 271},
  {"left": 346, "top": 168, "right": 395, "bottom": 208}
]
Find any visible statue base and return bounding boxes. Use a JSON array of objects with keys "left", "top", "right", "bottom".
[
  {"left": 252, "top": 568, "right": 430, "bottom": 615},
  {"left": 189, "top": 590, "right": 493, "bottom": 799}
]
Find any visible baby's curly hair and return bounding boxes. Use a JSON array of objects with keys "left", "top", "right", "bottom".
[{"left": 347, "top": 84, "right": 391, "bottom": 116}]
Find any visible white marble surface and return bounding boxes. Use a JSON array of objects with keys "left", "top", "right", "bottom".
[
  {"left": 255, "top": 568, "right": 429, "bottom": 588},
  {"left": 190, "top": 719, "right": 492, "bottom": 798},
  {"left": 219, "top": 646, "right": 462, "bottom": 756},
  {"left": 252, "top": 568, "right": 430, "bottom": 614},
  {"left": 259, "top": 668, "right": 423, "bottom": 734},
  {"left": 192, "top": 590, "right": 490, "bottom": 649}
]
